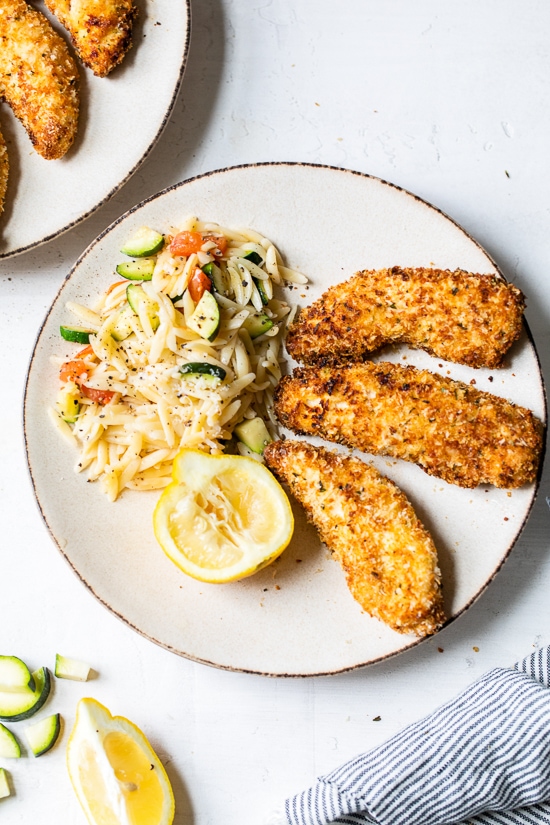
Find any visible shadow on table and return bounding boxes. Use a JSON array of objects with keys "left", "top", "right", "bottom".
[
  {"left": 9, "top": 0, "right": 227, "bottom": 273},
  {"left": 167, "top": 758, "right": 195, "bottom": 825}
]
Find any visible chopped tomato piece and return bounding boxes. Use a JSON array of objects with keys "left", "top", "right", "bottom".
[
  {"left": 169, "top": 230, "right": 204, "bottom": 257},
  {"left": 59, "top": 360, "right": 88, "bottom": 384},
  {"left": 187, "top": 268, "right": 213, "bottom": 303},
  {"left": 203, "top": 234, "right": 228, "bottom": 256},
  {"left": 76, "top": 345, "right": 97, "bottom": 360},
  {"left": 105, "top": 280, "right": 129, "bottom": 296},
  {"left": 79, "top": 385, "right": 115, "bottom": 405},
  {"left": 60, "top": 357, "right": 113, "bottom": 404}
]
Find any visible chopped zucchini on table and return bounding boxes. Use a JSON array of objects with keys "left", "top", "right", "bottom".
[
  {"left": 0, "top": 656, "right": 35, "bottom": 692},
  {"left": 60, "top": 325, "right": 93, "bottom": 345},
  {"left": 120, "top": 226, "right": 165, "bottom": 258},
  {"left": 54, "top": 654, "right": 91, "bottom": 682},
  {"left": 116, "top": 258, "right": 156, "bottom": 281},
  {"left": 0, "top": 666, "right": 51, "bottom": 722},
  {"left": 25, "top": 713, "right": 61, "bottom": 757},
  {"left": 0, "top": 768, "right": 10, "bottom": 799},
  {"left": 0, "top": 724, "right": 21, "bottom": 759},
  {"left": 187, "top": 291, "right": 220, "bottom": 341},
  {"left": 234, "top": 417, "right": 272, "bottom": 454}
]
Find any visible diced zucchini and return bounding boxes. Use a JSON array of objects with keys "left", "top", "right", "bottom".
[
  {"left": 253, "top": 278, "right": 269, "bottom": 305},
  {"left": 60, "top": 325, "right": 93, "bottom": 345},
  {"left": 25, "top": 713, "right": 61, "bottom": 757},
  {"left": 0, "top": 656, "right": 34, "bottom": 692},
  {"left": 234, "top": 417, "right": 272, "bottom": 454},
  {"left": 239, "top": 252, "right": 269, "bottom": 305},
  {"left": 56, "top": 384, "right": 81, "bottom": 424},
  {"left": 187, "top": 291, "right": 220, "bottom": 341},
  {"left": 202, "top": 262, "right": 225, "bottom": 294},
  {"left": 54, "top": 654, "right": 91, "bottom": 682},
  {"left": 242, "top": 312, "right": 273, "bottom": 338},
  {"left": 109, "top": 306, "right": 135, "bottom": 342},
  {"left": 0, "top": 768, "right": 10, "bottom": 799},
  {"left": 116, "top": 259, "right": 156, "bottom": 281},
  {"left": 0, "top": 724, "right": 21, "bottom": 759},
  {"left": 120, "top": 226, "right": 164, "bottom": 258},
  {"left": 243, "top": 251, "right": 264, "bottom": 266},
  {"left": 179, "top": 362, "right": 227, "bottom": 383},
  {"left": 126, "top": 284, "right": 160, "bottom": 332},
  {"left": 0, "top": 667, "right": 51, "bottom": 722}
]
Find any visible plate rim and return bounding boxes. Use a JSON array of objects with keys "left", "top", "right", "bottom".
[
  {"left": 0, "top": 0, "right": 192, "bottom": 261},
  {"left": 22, "top": 161, "right": 548, "bottom": 676}
]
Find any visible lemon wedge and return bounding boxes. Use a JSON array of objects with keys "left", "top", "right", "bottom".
[
  {"left": 153, "top": 449, "right": 294, "bottom": 583},
  {"left": 67, "top": 698, "right": 174, "bottom": 825}
]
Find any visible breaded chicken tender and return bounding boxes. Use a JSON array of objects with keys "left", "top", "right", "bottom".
[
  {"left": 286, "top": 267, "right": 526, "bottom": 369},
  {"left": 0, "top": 0, "right": 79, "bottom": 160},
  {"left": 0, "top": 127, "right": 8, "bottom": 216},
  {"left": 44, "top": 0, "right": 137, "bottom": 77},
  {"left": 264, "top": 440, "right": 445, "bottom": 636},
  {"left": 274, "top": 362, "right": 543, "bottom": 489}
]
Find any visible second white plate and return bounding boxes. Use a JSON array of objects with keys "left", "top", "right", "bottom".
[
  {"left": 0, "top": 0, "right": 190, "bottom": 258},
  {"left": 24, "top": 163, "right": 546, "bottom": 676}
]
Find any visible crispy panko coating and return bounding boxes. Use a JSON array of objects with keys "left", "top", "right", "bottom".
[
  {"left": 274, "top": 362, "right": 543, "bottom": 489},
  {"left": 0, "top": 126, "right": 8, "bottom": 216},
  {"left": 264, "top": 440, "right": 445, "bottom": 636},
  {"left": 44, "top": 0, "right": 137, "bottom": 77},
  {"left": 0, "top": 0, "right": 79, "bottom": 160},
  {"left": 286, "top": 267, "right": 526, "bottom": 369}
]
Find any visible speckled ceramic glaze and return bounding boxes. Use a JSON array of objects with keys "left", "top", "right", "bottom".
[
  {"left": 0, "top": 0, "right": 190, "bottom": 259},
  {"left": 23, "top": 164, "right": 546, "bottom": 676}
]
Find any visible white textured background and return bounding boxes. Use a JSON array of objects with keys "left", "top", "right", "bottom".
[{"left": 1, "top": 1, "right": 549, "bottom": 823}]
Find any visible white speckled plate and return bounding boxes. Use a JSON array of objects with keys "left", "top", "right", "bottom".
[
  {"left": 23, "top": 163, "right": 546, "bottom": 676},
  {"left": 0, "top": 0, "right": 190, "bottom": 259}
]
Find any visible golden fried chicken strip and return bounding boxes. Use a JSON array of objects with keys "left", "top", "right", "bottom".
[
  {"left": 264, "top": 440, "right": 445, "bottom": 636},
  {"left": 274, "top": 362, "right": 543, "bottom": 489},
  {"left": 286, "top": 267, "right": 526, "bottom": 369},
  {"left": 44, "top": 0, "right": 137, "bottom": 77},
  {"left": 0, "top": 0, "right": 79, "bottom": 160},
  {"left": 0, "top": 127, "right": 8, "bottom": 216}
]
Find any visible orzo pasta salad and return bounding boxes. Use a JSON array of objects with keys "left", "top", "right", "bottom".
[{"left": 50, "top": 218, "right": 307, "bottom": 501}]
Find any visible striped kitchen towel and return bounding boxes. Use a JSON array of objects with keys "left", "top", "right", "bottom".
[{"left": 265, "top": 647, "right": 550, "bottom": 825}]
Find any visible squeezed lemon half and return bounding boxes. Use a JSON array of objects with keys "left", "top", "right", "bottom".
[
  {"left": 67, "top": 698, "right": 174, "bottom": 825},
  {"left": 153, "top": 449, "right": 294, "bottom": 583}
]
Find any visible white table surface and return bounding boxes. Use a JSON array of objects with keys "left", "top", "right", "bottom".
[{"left": 1, "top": 1, "right": 549, "bottom": 823}]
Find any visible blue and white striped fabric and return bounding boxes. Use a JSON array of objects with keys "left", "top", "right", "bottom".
[{"left": 266, "top": 647, "right": 550, "bottom": 825}]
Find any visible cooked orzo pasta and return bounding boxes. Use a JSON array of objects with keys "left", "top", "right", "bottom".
[{"left": 50, "top": 218, "right": 308, "bottom": 501}]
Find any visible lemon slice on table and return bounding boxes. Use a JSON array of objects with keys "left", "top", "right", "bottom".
[
  {"left": 67, "top": 698, "right": 174, "bottom": 825},
  {"left": 153, "top": 449, "right": 294, "bottom": 583}
]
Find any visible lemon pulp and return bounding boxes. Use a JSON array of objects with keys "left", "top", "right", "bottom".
[
  {"left": 153, "top": 449, "right": 294, "bottom": 583},
  {"left": 104, "top": 731, "right": 165, "bottom": 825}
]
